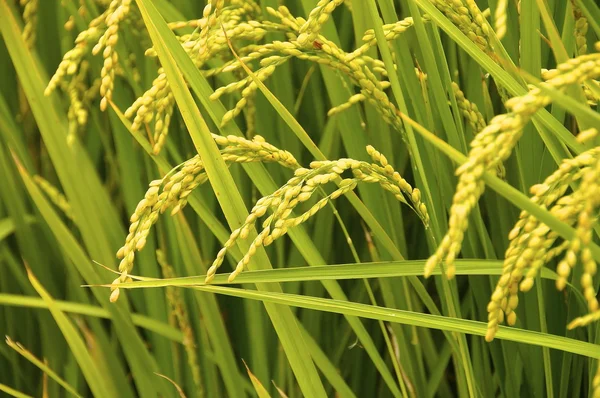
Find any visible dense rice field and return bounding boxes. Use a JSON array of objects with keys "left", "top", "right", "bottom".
[{"left": 1, "top": 0, "right": 600, "bottom": 397}]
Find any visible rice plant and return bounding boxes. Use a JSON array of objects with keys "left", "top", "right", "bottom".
[{"left": 1, "top": 0, "right": 600, "bottom": 397}]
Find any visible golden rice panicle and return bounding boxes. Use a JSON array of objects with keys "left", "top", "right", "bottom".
[
  {"left": 194, "top": 0, "right": 225, "bottom": 60},
  {"left": 210, "top": 167, "right": 318, "bottom": 282},
  {"left": 216, "top": 134, "right": 300, "bottom": 169},
  {"left": 551, "top": 149, "right": 600, "bottom": 293},
  {"left": 561, "top": 156, "right": 600, "bottom": 323},
  {"left": 20, "top": 0, "right": 38, "bottom": 48},
  {"left": 204, "top": 195, "right": 275, "bottom": 283},
  {"left": 425, "top": 51, "right": 600, "bottom": 280},
  {"left": 205, "top": 164, "right": 330, "bottom": 283},
  {"left": 92, "top": 0, "right": 132, "bottom": 111},
  {"left": 494, "top": 0, "right": 508, "bottom": 40},
  {"left": 114, "top": 156, "right": 209, "bottom": 300},
  {"left": 485, "top": 148, "right": 600, "bottom": 341},
  {"left": 365, "top": 145, "right": 429, "bottom": 227},
  {"left": 280, "top": 178, "right": 358, "bottom": 234},
  {"left": 243, "top": 93, "right": 257, "bottom": 136},
  {"left": 504, "top": 168, "right": 579, "bottom": 295},
  {"left": 33, "top": 175, "right": 75, "bottom": 222},
  {"left": 593, "top": 363, "right": 600, "bottom": 398},
  {"left": 567, "top": 311, "right": 600, "bottom": 330},
  {"left": 297, "top": 0, "right": 345, "bottom": 47},
  {"left": 571, "top": 0, "right": 589, "bottom": 55},
  {"left": 462, "top": 0, "right": 492, "bottom": 46},
  {"left": 349, "top": 17, "right": 417, "bottom": 61},
  {"left": 115, "top": 178, "right": 165, "bottom": 296},
  {"left": 577, "top": 128, "right": 598, "bottom": 144},
  {"left": 541, "top": 69, "right": 600, "bottom": 106},
  {"left": 430, "top": 0, "right": 491, "bottom": 54},
  {"left": 66, "top": 61, "right": 91, "bottom": 146},
  {"left": 119, "top": 134, "right": 301, "bottom": 289},
  {"left": 451, "top": 80, "right": 507, "bottom": 182},
  {"left": 150, "top": 96, "right": 175, "bottom": 154},
  {"left": 204, "top": 6, "right": 408, "bottom": 147},
  {"left": 327, "top": 93, "right": 365, "bottom": 116},
  {"left": 217, "top": 62, "right": 283, "bottom": 127},
  {"left": 124, "top": 70, "right": 175, "bottom": 155},
  {"left": 207, "top": 145, "right": 429, "bottom": 283},
  {"left": 484, "top": 212, "right": 557, "bottom": 341},
  {"left": 266, "top": 6, "right": 303, "bottom": 33},
  {"left": 228, "top": 228, "right": 272, "bottom": 282},
  {"left": 114, "top": 134, "right": 299, "bottom": 287},
  {"left": 216, "top": 162, "right": 360, "bottom": 283},
  {"left": 517, "top": 227, "right": 560, "bottom": 294},
  {"left": 578, "top": 196, "right": 600, "bottom": 315},
  {"left": 128, "top": 2, "right": 263, "bottom": 153},
  {"left": 45, "top": 19, "right": 104, "bottom": 95},
  {"left": 451, "top": 82, "right": 487, "bottom": 133}
]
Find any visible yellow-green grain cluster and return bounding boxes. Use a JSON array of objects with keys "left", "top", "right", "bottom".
[
  {"left": 45, "top": 0, "right": 142, "bottom": 110},
  {"left": 348, "top": 17, "right": 419, "bottom": 61},
  {"left": 126, "top": 0, "right": 265, "bottom": 154},
  {"left": 112, "top": 134, "right": 299, "bottom": 299},
  {"left": 426, "top": 50, "right": 600, "bottom": 280},
  {"left": 45, "top": 18, "right": 104, "bottom": 95},
  {"left": 33, "top": 175, "right": 75, "bottom": 222},
  {"left": 494, "top": 0, "right": 508, "bottom": 40},
  {"left": 485, "top": 146, "right": 600, "bottom": 341},
  {"left": 206, "top": 145, "right": 428, "bottom": 283},
  {"left": 327, "top": 93, "right": 366, "bottom": 116},
  {"left": 92, "top": 0, "right": 132, "bottom": 110},
  {"left": 571, "top": 0, "right": 589, "bottom": 55},
  {"left": 451, "top": 81, "right": 487, "bottom": 133},
  {"left": 65, "top": 61, "right": 92, "bottom": 146},
  {"left": 430, "top": 0, "right": 492, "bottom": 54},
  {"left": 115, "top": 130, "right": 428, "bottom": 290},
  {"left": 20, "top": 0, "right": 38, "bottom": 48},
  {"left": 296, "top": 0, "right": 344, "bottom": 47},
  {"left": 209, "top": 7, "right": 414, "bottom": 146}
]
